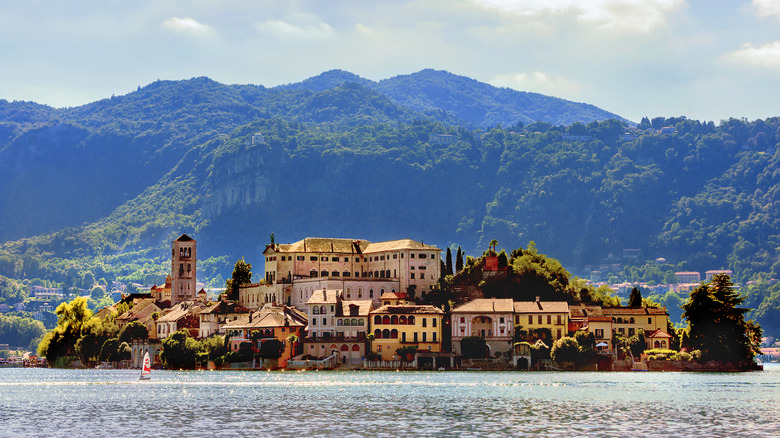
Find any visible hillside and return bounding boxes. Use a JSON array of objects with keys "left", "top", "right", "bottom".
[{"left": 1, "top": 72, "right": 779, "bottom": 335}]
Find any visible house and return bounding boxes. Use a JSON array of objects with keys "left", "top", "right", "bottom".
[
  {"left": 513, "top": 298, "right": 570, "bottom": 342},
  {"left": 705, "top": 270, "right": 733, "bottom": 282},
  {"left": 260, "top": 237, "right": 442, "bottom": 311},
  {"left": 369, "top": 299, "right": 444, "bottom": 360},
  {"left": 675, "top": 271, "right": 700, "bottom": 284},
  {"left": 303, "top": 289, "right": 373, "bottom": 364},
  {"left": 451, "top": 298, "right": 514, "bottom": 356},
  {"left": 156, "top": 301, "right": 202, "bottom": 340},
  {"left": 222, "top": 304, "right": 307, "bottom": 368},
  {"left": 198, "top": 300, "right": 250, "bottom": 338},
  {"left": 115, "top": 299, "right": 161, "bottom": 337},
  {"left": 569, "top": 304, "right": 670, "bottom": 350}
]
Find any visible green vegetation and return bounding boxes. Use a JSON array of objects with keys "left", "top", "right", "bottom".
[
  {"left": 225, "top": 258, "right": 252, "bottom": 301},
  {"left": 460, "top": 336, "right": 489, "bottom": 359},
  {"left": 0, "top": 314, "right": 46, "bottom": 351},
  {"left": 681, "top": 274, "right": 761, "bottom": 364}
]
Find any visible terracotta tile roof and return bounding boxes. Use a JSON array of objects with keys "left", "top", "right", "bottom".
[
  {"left": 339, "top": 300, "right": 373, "bottom": 317},
  {"left": 117, "top": 299, "right": 160, "bottom": 322},
  {"left": 307, "top": 289, "right": 340, "bottom": 305},
  {"left": 645, "top": 329, "right": 673, "bottom": 338},
  {"left": 157, "top": 301, "right": 201, "bottom": 323},
  {"left": 363, "top": 239, "right": 441, "bottom": 253},
  {"left": 452, "top": 298, "right": 514, "bottom": 314},
  {"left": 371, "top": 304, "right": 444, "bottom": 315},
  {"left": 200, "top": 300, "right": 250, "bottom": 315},
  {"left": 264, "top": 237, "right": 441, "bottom": 255},
  {"left": 569, "top": 305, "right": 604, "bottom": 318},
  {"left": 379, "top": 292, "right": 407, "bottom": 300},
  {"left": 513, "top": 301, "right": 570, "bottom": 314},
  {"left": 223, "top": 305, "right": 307, "bottom": 329},
  {"left": 601, "top": 307, "right": 668, "bottom": 316}
]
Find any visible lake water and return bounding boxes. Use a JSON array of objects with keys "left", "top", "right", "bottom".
[{"left": 1, "top": 364, "right": 779, "bottom": 437}]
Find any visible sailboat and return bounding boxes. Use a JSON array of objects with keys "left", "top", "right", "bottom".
[{"left": 139, "top": 351, "right": 151, "bottom": 380}]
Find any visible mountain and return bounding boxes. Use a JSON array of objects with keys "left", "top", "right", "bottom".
[{"left": 1, "top": 71, "right": 780, "bottom": 335}]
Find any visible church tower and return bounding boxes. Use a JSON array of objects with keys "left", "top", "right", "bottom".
[{"left": 171, "top": 234, "right": 196, "bottom": 304}]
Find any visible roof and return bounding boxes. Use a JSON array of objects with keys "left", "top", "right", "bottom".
[
  {"left": 370, "top": 305, "right": 444, "bottom": 315},
  {"left": 645, "top": 329, "right": 673, "bottom": 339},
  {"left": 200, "top": 300, "right": 250, "bottom": 315},
  {"left": 263, "top": 237, "right": 440, "bottom": 255},
  {"left": 601, "top": 306, "right": 668, "bottom": 316},
  {"left": 452, "top": 298, "right": 514, "bottom": 314},
  {"left": 223, "top": 305, "right": 307, "bottom": 330},
  {"left": 339, "top": 300, "right": 373, "bottom": 317},
  {"left": 157, "top": 302, "right": 201, "bottom": 323},
  {"left": 116, "top": 299, "right": 160, "bottom": 322},
  {"left": 513, "top": 301, "right": 570, "bottom": 314},
  {"left": 379, "top": 291, "right": 407, "bottom": 301},
  {"left": 569, "top": 305, "right": 604, "bottom": 318},
  {"left": 363, "top": 239, "right": 441, "bottom": 253},
  {"left": 307, "top": 289, "right": 340, "bottom": 305},
  {"left": 175, "top": 233, "right": 194, "bottom": 242}
]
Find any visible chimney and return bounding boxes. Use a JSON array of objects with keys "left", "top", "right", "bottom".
[
  {"left": 535, "top": 296, "right": 540, "bottom": 302},
  {"left": 249, "top": 312, "right": 253, "bottom": 323}
]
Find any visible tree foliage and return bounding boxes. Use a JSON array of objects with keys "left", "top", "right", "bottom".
[
  {"left": 225, "top": 258, "right": 252, "bottom": 301},
  {"left": 460, "top": 336, "right": 489, "bottom": 359}
]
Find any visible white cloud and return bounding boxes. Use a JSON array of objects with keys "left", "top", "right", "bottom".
[
  {"left": 752, "top": 0, "right": 780, "bottom": 19},
  {"left": 475, "top": 0, "right": 684, "bottom": 33},
  {"left": 162, "top": 17, "right": 214, "bottom": 36},
  {"left": 255, "top": 17, "right": 335, "bottom": 40},
  {"left": 490, "top": 71, "right": 583, "bottom": 97},
  {"left": 726, "top": 41, "right": 780, "bottom": 70}
]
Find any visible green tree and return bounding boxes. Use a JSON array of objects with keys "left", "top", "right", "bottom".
[
  {"left": 445, "top": 247, "right": 453, "bottom": 276},
  {"left": 551, "top": 336, "right": 580, "bottom": 364},
  {"left": 75, "top": 316, "right": 115, "bottom": 366},
  {"left": 682, "top": 274, "right": 761, "bottom": 363},
  {"left": 118, "top": 321, "right": 149, "bottom": 344},
  {"left": 628, "top": 287, "right": 642, "bottom": 307},
  {"left": 160, "top": 330, "right": 201, "bottom": 369},
  {"left": 488, "top": 239, "right": 498, "bottom": 256},
  {"left": 225, "top": 258, "right": 252, "bottom": 301},
  {"left": 460, "top": 336, "right": 488, "bottom": 358},
  {"left": 258, "top": 339, "right": 285, "bottom": 360},
  {"left": 100, "top": 338, "right": 120, "bottom": 362},
  {"left": 90, "top": 285, "right": 106, "bottom": 300},
  {"left": 455, "top": 246, "right": 464, "bottom": 273}
]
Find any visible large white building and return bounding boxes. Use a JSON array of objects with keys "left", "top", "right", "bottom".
[{"left": 241, "top": 237, "right": 442, "bottom": 311}]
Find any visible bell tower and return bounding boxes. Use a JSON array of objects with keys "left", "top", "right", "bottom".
[{"left": 171, "top": 233, "right": 196, "bottom": 304}]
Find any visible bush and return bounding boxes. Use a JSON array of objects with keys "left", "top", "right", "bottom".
[
  {"left": 396, "top": 346, "right": 418, "bottom": 360},
  {"left": 461, "top": 336, "right": 489, "bottom": 359},
  {"left": 551, "top": 337, "right": 580, "bottom": 363}
]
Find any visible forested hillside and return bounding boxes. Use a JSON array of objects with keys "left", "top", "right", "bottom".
[{"left": 0, "top": 71, "right": 779, "bottom": 335}]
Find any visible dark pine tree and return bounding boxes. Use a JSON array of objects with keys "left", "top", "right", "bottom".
[
  {"left": 445, "top": 247, "right": 454, "bottom": 276},
  {"left": 455, "top": 246, "right": 464, "bottom": 273}
]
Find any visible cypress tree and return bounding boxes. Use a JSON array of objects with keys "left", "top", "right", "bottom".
[
  {"left": 628, "top": 287, "right": 642, "bottom": 307},
  {"left": 445, "top": 247, "right": 453, "bottom": 276},
  {"left": 455, "top": 246, "right": 464, "bottom": 273}
]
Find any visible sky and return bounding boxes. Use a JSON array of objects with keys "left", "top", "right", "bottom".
[{"left": 1, "top": 0, "right": 778, "bottom": 123}]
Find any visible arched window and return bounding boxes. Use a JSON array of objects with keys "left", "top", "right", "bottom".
[
  {"left": 358, "top": 288, "right": 363, "bottom": 299},
  {"left": 321, "top": 270, "right": 328, "bottom": 277},
  {"left": 341, "top": 345, "right": 349, "bottom": 351},
  {"left": 374, "top": 329, "right": 382, "bottom": 339},
  {"left": 617, "top": 317, "right": 623, "bottom": 324},
  {"left": 369, "top": 289, "right": 374, "bottom": 298},
  {"left": 460, "top": 317, "right": 465, "bottom": 323},
  {"left": 346, "top": 288, "right": 352, "bottom": 299},
  {"left": 351, "top": 318, "right": 358, "bottom": 326},
  {"left": 408, "top": 316, "right": 415, "bottom": 325},
  {"left": 380, "top": 288, "right": 385, "bottom": 295},
  {"left": 343, "top": 319, "right": 351, "bottom": 326},
  {"left": 337, "top": 319, "right": 342, "bottom": 326},
  {"left": 382, "top": 329, "right": 390, "bottom": 338},
  {"left": 358, "top": 319, "right": 364, "bottom": 325},
  {"left": 629, "top": 317, "right": 635, "bottom": 324},
  {"left": 352, "top": 344, "right": 360, "bottom": 351},
  {"left": 313, "top": 307, "right": 320, "bottom": 315},
  {"left": 374, "top": 315, "right": 382, "bottom": 325},
  {"left": 332, "top": 271, "right": 339, "bottom": 277},
  {"left": 391, "top": 288, "right": 396, "bottom": 293},
  {"left": 320, "top": 305, "right": 326, "bottom": 314},
  {"left": 391, "top": 315, "right": 399, "bottom": 324},
  {"left": 390, "top": 329, "right": 398, "bottom": 339},
  {"left": 343, "top": 271, "right": 350, "bottom": 277},
  {"left": 654, "top": 340, "right": 661, "bottom": 348},
  {"left": 382, "top": 315, "right": 390, "bottom": 324},
  {"left": 399, "top": 315, "right": 407, "bottom": 324},
  {"left": 310, "top": 270, "right": 318, "bottom": 278}
]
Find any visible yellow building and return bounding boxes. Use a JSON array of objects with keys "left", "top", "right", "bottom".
[
  {"left": 513, "top": 299, "right": 569, "bottom": 342},
  {"left": 370, "top": 302, "right": 444, "bottom": 360}
]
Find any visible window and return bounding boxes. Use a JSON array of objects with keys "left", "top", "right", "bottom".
[
  {"left": 422, "top": 332, "right": 427, "bottom": 342},
  {"left": 433, "top": 332, "right": 437, "bottom": 342},
  {"left": 422, "top": 318, "right": 427, "bottom": 327},
  {"left": 432, "top": 318, "right": 437, "bottom": 327},
  {"left": 374, "top": 315, "right": 381, "bottom": 325},
  {"left": 355, "top": 272, "right": 360, "bottom": 278},
  {"left": 420, "top": 274, "right": 425, "bottom": 279},
  {"left": 595, "top": 329, "right": 604, "bottom": 338},
  {"left": 321, "top": 270, "right": 327, "bottom": 277},
  {"left": 547, "top": 315, "right": 551, "bottom": 325},
  {"left": 369, "top": 289, "right": 374, "bottom": 298},
  {"left": 393, "top": 254, "right": 398, "bottom": 259},
  {"left": 414, "top": 332, "right": 418, "bottom": 342},
  {"left": 332, "top": 271, "right": 340, "bottom": 277},
  {"left": 310, "top": 256, "right": 317, "bottom": 261},
  {"left": 332, "top": 257, "right": 340, "bottom": 262},
  {"left": 557, "top": 329, "right": 562, "bottom": 338},
  {"left": 411, "top": 254, "right": 415, "bottom": 258},
  {"left": 344, "top": 257, "right": 349, "bottom": 262},
  {"left": 537, "top": 315, "right": 542, "bottom": 324},
  {"left": 499, "top": 317, "right": 505, "bottom": 324},
  {"left": 410, "top": 273, "right": 415, "bottom": 279},
  {"left": 297, "top": 256, "right": 304, "bottom": 261},
  {"left": 528, "top": 315, "right": 533, "bottom": 324},
  {"left": 343, "top": 271, "right": 350, "bottom": 277},
  {"left": 380, "top": 255, "right": 385, "bottom": 260},
  {"left": 321, "top": 257, "right": 329, "bottom": 261},
  {"left": 419, "top": 254, "right": 427, "bottom": 259},
  {"left": 648, "top": 317, "right": 652, "bottom": 324},
  {"left": 628, "top": 328, "right": 635, "bottom": 337},
  {"left": 557, "top": 315, "right": 562, "bottom": 325}
]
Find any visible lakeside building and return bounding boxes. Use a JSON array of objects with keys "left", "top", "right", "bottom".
[
  {"left": 156, "top": 301, "right": 202, "bottom": 339},
  {"left": 254, "top": 238, "right": 442, "bottom": 311},
  {"left": 514, "top": 299, "right": 570, "bottom": 341},
  {"left": 569, "top": 304, "right": 670, "bottom": 350},
  {"left": 198, "top": 301, "right": 250, "bottom": 338},
  {"left": 451, "top": 298, "right": 515, "bottom": 356},
  {"left": 303, "top": 289, "right": 373, "bottom": 365},
  {"left": 171, "top": 234, "right": 197, "bottom": 304},
  {"left": 370, "top": 295, "right": 444, "bottom": 361},
  {"left": 223, "top": 304, "right": 307, "bottom": 368},
  {"left": 115, "top": 299, "right": 161, "bottom": 337}
]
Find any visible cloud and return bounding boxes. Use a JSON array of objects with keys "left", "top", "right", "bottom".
[
  {"left": 490, "top": 71, "right": 583, "bottom": 97},
  {"left": 726, "top": 41, "right": 780, "bottom": 70},
  {"left": 255, "top": 17, "right": 335, "bottom": 40},
  {"left": 162, "top": 17, "right": 214, "bottom": 36},
  {"left": 474, "top": 0, "right": 684, "bottom": 33},
  {"left": 752, "top": 0, "right": 780, "bottom": 19}
]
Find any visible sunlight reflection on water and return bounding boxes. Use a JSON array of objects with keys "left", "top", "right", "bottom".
[{"left": 1, "top": 365, "right": 779, "bottom": 437}]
